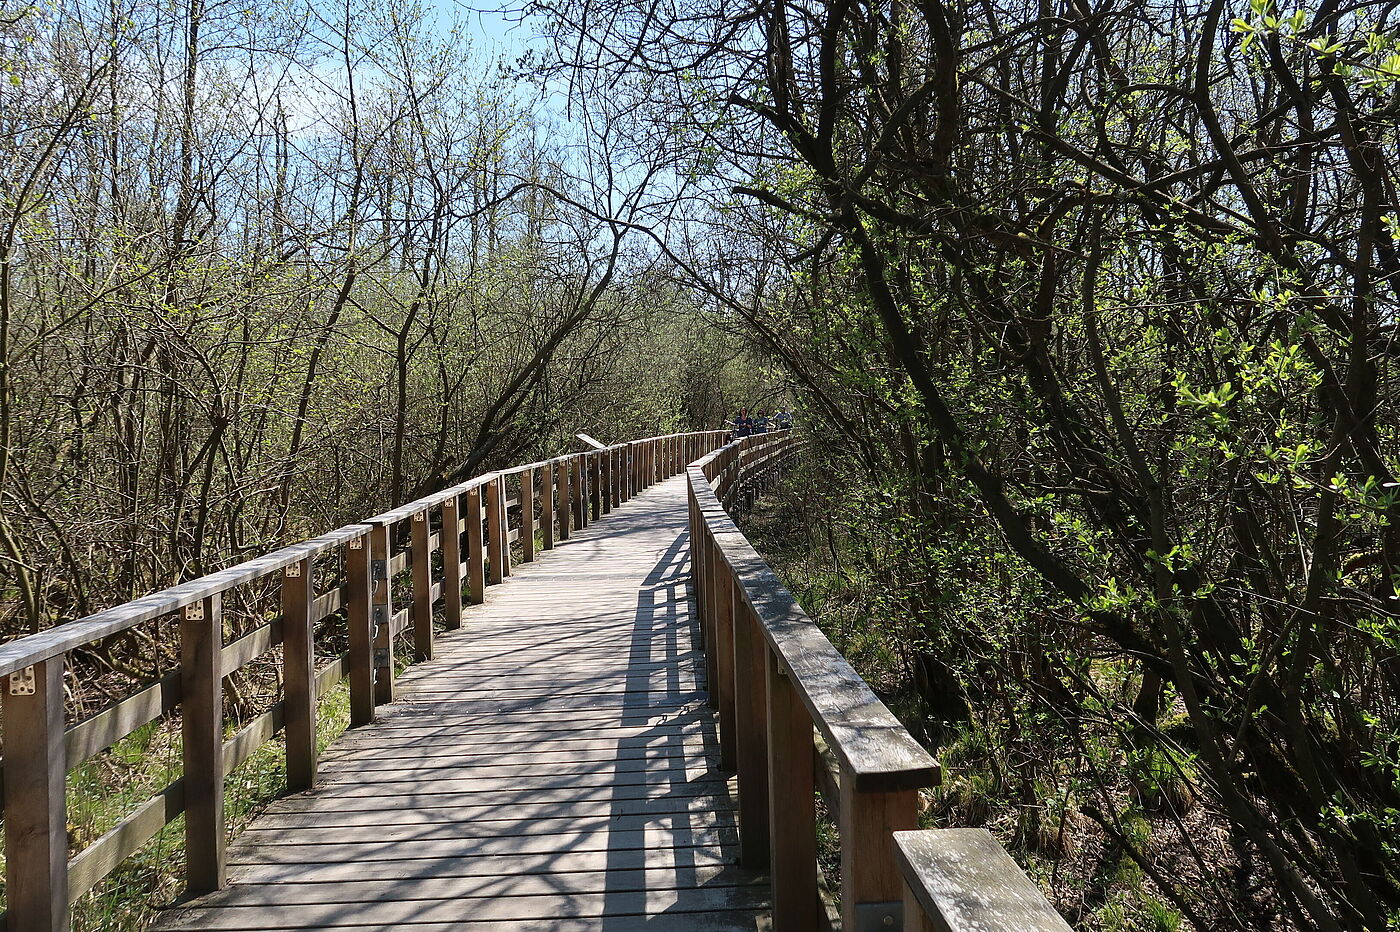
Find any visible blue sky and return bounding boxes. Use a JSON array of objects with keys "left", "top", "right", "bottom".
[{"left": 434, "top": 1, "right": 543, "bottom": 61}]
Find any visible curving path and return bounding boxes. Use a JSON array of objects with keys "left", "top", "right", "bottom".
[{"left": 155, "top": 476, "right": 770, "bottom": 931}]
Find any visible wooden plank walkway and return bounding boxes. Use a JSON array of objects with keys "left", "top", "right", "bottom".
[{"left": 155, "top": 476, "right": 770, "bottom": 931}]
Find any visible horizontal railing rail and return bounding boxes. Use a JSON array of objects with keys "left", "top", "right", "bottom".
[
  {"left": 0, "top": 429, "right": 728, "bottom": 932},
  {"left": 688, "top": 431, "right": 1072, "bottom": 931},
  {"left": 895, "top": 828, "right": 1073, "bottom": 932}
]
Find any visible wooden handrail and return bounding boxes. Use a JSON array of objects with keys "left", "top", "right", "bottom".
[
  {"left": 0, "top": 429, "right": 729, "bottom": 932},
  {"left": 895, "top": 829, "right": 1073, "bottom": 932},
  {"left": 688, "top": 431, "right": 1074, "bottom": 932},
  {"left": 0, "top": 523, "right": 370, "bottom": 679},
  {"left": 688, "top": 430, "right": 937, "bottom": 931}
]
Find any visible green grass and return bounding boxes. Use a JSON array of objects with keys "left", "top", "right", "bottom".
[{"left": 55, "top": 680, "right": 354, "bottom": 932}]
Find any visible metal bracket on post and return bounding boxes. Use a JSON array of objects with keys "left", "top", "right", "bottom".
[
  {"left": 184, "top": 602, "right": 205, "bottom": 622},
  {"left": 371, "top": 559, "right": 387, "bottom": 581},
  {"left": 373, "top": 648, "right": 390, "bottom": 667},
  {"left": 8, "top": 665, "right": 35, "bottom": 696},
  {"left": 373, "top": 606, "right": 387, "bottom": 627},
  {"left": 284, "top": 562, "right": 302, "bottom": 578},
  {"left": 349, "top": 536, "right": 364, "bottom": 550},
  {"left": 855, "top": 902, "right": 903, "bottom": 932}
]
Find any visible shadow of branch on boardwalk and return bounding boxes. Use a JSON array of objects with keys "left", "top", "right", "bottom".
[{"left": 602, "top": 530, "right": 770, "bottom": 929}]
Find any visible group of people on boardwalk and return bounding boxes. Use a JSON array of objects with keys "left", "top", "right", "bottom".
[{"left": 730, "top": 408, "right": 792, "bottom": 437}]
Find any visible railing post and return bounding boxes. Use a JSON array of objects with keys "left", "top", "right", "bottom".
[
  {"left": 731, "top": 590, "right": 771, "bottom": 868},
  {"left": 767, "top": 649, "right": 818, "bottom": 929},
  {"left": 411, "top": 511, "right": 434, "bottom": 660},
  {"left": 441, "top": 494, "right": 464, "bottom": 629},
  {"left": 542, "top": 462, "right": 557, "bottom": 549},
  {"left": 689, "top": 488, "right": 705, "bottom": 630},
  {"left": 370, "top": 522, "right": 396, "bottom": 705},
  {"left": 283, "top": 556, "right": 317, "bottom": 791},
  {"left": 181, "top": 593, "right": 226, "bottom": 894},
  {"left": 840, "top": 780, "right": 920, "bottom": 930},
  {"left": 521, "top": 467, "right": 537, "bottom": 561},
  {"left": 466, "top": 486, "right": 486, "bottom": 603},
  {"left": 599, "top": 450, "right": 608, "bottom": 512},
  {"left": 499, "top": 477, "right": 512, "bottom": 577},
  {"left": 576, "top": 450, "right": 588, "bottom": 526},
  {"left": 548, "top": 456, "right": 565, "bottom": 537},
  {"left": 573, "top": 455, "right": 589, "bottom": 529},
  {"left": 703, "top": 535, "right": 721, "bottom": 705},
  {"left": 346, "top": 533, "right": 375, "bottom": 725},
  {"left": 486, "top": 478, "right": 504, "bottom": 586},
  {"left": 714, "top": 564, "right": 737, "bottom": 771},
  {"left": 590, "top": 452, "right": 602, "bottom": 520},
  {"left": 3, "top": 655, "right": 69, "bottom": 932},
  {"left": 599, "top": 451, "right": 611, "bottom": 514}
]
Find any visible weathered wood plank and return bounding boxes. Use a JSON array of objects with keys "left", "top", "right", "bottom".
[
  {"left": 894, "top": 829, "right": 1073, "bottom": 932},
  {"left": 64, "top": 671, "right": 180, "bottom": 766},
  {"left": 440, "top": 495, "right": 464, "bottom": 630},
  {"left": 237, "top": 810, "right": 737, "bottom": 844},
  {"left": 410, "top": 511, "right": 434, "bottom": 661},
  {"left": 766, "top": 648, "right": 819, "bottom": 930},
  {"left": 0, "top": 524, "right": 368, "bottom": 679},
  {"left": 159, "top": 889, "right": 770, "bottom": 930},
  {"left": 267, "top": 777, "right": 737, "bottom": 808},
  {"left": 282, "top": 558, "right": 316, "bottom": 791},
  {"left": 369, "top": 523, "right": 395, "bottom": 705},
  {"left": 224, "top": 843, "right": 741, "bottom": 884},
  {"left": 465, "top": 486, "right": 485, "bottom": 603},
  {"left": 3, "top": 656, "right": 68, "bottom": 932},
  {"left": 251, "top": 793, "right": 739, "bottom": 826},
  {"left": 193, "top": 865, "right": 761, "bottom": 906},
  {"left": 67, "top": 781, "right": 184, "bottom": 903},
  {"left": 225, "top": 825, "right": 739, "bottom": 862},
  {"left": 181, "top": 594, "right": 226, "bottom": 894},
  {"left": 346, "top": 534, "right": 375, "bottom": 726}
]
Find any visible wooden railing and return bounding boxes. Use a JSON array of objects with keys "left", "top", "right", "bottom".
[
  {"left": 0, "top": 429, "right": 727, "bottom": 932},
  {"left": 689, "top": 431, "right": 1074, "bottom": 932}
]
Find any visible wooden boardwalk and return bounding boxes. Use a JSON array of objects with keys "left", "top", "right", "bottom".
[{"left": 155, "top": 476, "right": 770, "bottom": 931}]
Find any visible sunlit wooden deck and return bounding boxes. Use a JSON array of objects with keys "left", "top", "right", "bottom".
[{"left": 154, "top": 476, "right": 769, "bottom": 931}]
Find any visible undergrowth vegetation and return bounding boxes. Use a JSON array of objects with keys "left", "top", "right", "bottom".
[{"left": 744, "top": 466, "right": 1287, "bottom": 931}]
